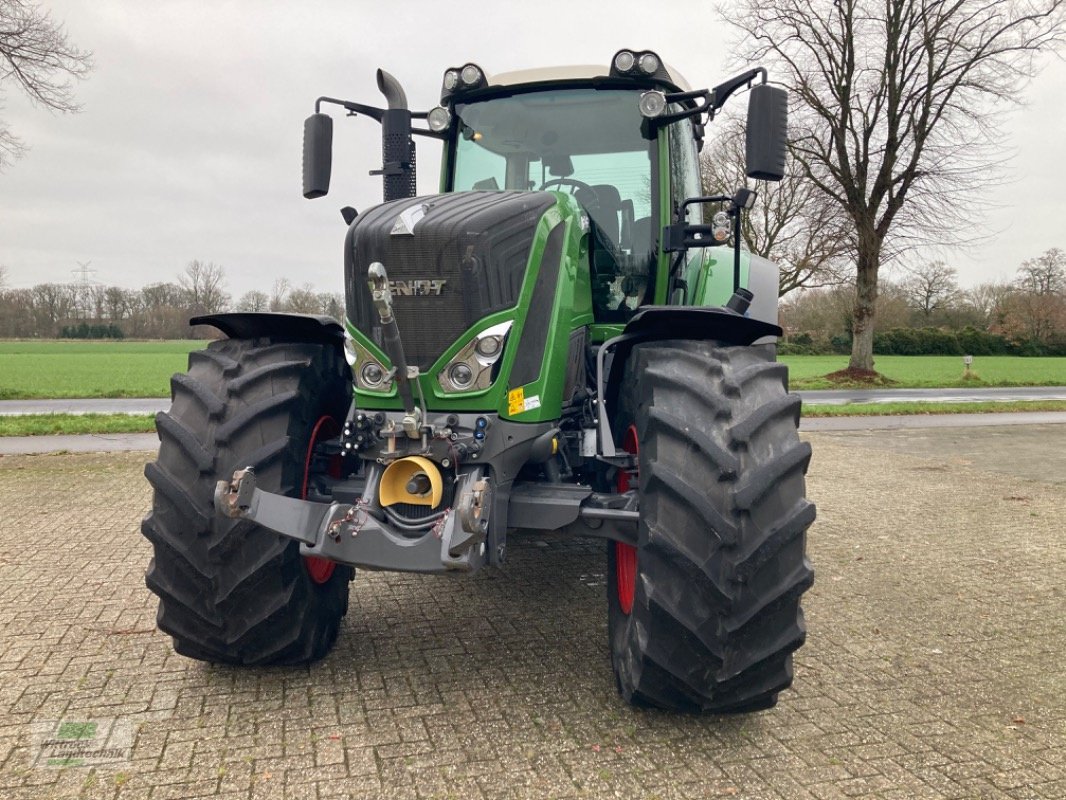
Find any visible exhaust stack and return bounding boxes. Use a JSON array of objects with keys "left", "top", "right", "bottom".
[{"left": 375, "top": 69, "right": 416, "bottom": 201}]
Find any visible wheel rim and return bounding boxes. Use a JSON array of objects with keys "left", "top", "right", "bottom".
[
  {"left": 615, "top": 424, "right": 639, "bottom": 615},
  {"left": 302, "top": 415, "right": 341, "bottom": 584}
]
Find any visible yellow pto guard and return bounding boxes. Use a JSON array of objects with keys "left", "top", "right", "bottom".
[{"left": 379, "top": 456, "right": 443, "bottom": 507}]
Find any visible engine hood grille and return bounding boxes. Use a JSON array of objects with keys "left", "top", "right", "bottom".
[{"left": 345, "top": 191, "right": 556, "bottom": 370}]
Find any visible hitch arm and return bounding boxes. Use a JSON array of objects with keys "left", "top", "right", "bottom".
[{"left": 214, "top": 468, "right": 344, "bottom": 546}]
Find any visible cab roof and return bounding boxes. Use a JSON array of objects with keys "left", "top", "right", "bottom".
[{"left": 487, "top": 63, "right": 692, "bottom": 93}]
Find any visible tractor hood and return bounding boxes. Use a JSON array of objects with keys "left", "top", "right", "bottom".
[{"left": 344, "top": 191, "right": 558, "bottom": 370}]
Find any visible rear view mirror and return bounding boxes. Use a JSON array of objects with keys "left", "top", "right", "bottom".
[
  {"left": 745, "top": 84, "right": 788, "bottom": 182},
  {"left": 302, "top": 113, "right": 333, "bottom": 199}
]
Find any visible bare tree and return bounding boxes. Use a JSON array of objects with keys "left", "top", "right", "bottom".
[
  {"left": 728, "top": 0, "right": 1065, "bottom": 372},
  {"left": 701, "top": 118, "right": 850, "bottom": 295},
  {"left": 900, "top": 261, "right": 962, "bottom": 320},
  {"left": 1017, "top": 247, "right": 1066, "bottom": 295},
  {"left": 965, "top": 280, "right": 1014, "bottom": 327},
  {"left": 285, "top": 283, "right": 321, "bottom": 314},
  {"left": 269, "top": 277, "right": 290, "bottom": 311},
  {"left": 178, "top": 259, "right": 228, "bottom": 317},
  {"left": 30, "top": 281, "right": 75, "bottom": 334},
  {"left": 0, "top": 263, "right": 7, "bottom": 288},
  {"left": 317, "top": 292, "right": 344, "bottom": 319},
  {"left": 1004, "top": 247, "right": 1066, "bottom": 343},
  {"left": 236, "top": 289, "right": 269, "bottom": 312},
  {"left": 103, "top": 285, "right": 130, "bottom": 322},
  {"left": 0, "top": 0, "right": 92, "bottom": 169}
]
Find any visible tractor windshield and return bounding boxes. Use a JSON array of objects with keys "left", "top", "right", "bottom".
[{"left": 451, "top": 88, "right": 655, "bottom": 319}]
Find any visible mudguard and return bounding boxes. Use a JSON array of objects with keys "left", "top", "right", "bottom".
[{"left": 190, "top": 312, "right": 344, "bottom": 344}]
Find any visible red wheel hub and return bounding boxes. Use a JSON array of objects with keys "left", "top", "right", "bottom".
[
  {"left": 303, "top": 415, "right": 341, "bottom": 584},
  {"left": 615, "top": 424, "right": 639, "bottom": 615}
]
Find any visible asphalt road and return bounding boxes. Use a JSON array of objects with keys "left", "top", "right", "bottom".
[
  {"left": 797, "top": 386, "right": 1066, "bottom": 405},
  {"left": 3, "top": 386, "right": 1065, "bottom": 416}
]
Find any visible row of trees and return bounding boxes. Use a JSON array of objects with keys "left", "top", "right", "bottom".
[
  {"left": 780, "top": 249, "right": 1066, "bottom": 355},
  {"left": 0, "top": 261, "right": 343, "bottom": 339}
]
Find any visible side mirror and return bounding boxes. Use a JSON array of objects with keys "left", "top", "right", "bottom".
[
  {"left": 745, "top": 84, "right": 788, "bottom": 182},
  {"left": 302, "top": 113, "right": 333, "bottom": 199}
]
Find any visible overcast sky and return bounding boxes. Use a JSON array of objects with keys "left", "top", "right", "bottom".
[{"left": 2, "top": 0, "right": 1065, "bottom": 296}]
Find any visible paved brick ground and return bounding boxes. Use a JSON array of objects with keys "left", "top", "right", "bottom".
[{"left": 0, "top": 426, "right": 1063, "bottom": 799}]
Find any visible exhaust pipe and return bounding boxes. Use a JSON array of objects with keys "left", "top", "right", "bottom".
[{"left": 375, "top": 68, "right": 416, "bottom": 201}]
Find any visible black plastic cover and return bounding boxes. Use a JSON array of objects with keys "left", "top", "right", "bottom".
[
  {"left": 345, "top": 191, "right": 556, "bottom": 369},
  {"left": 303, "top": 114, "right": 333, "bottom": 199},
  {"left": 746, "top": 84, "right": 788, "bottom": 182},
  {"left": 508, "top": 222, "right": 564, "bottom": 389}
]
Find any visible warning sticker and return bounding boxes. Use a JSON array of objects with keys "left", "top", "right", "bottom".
[
  {"left": 507, "top": 388, "right": 541, "bottom": 416},
  {"left": 507, "top": 387, "right": 525, "bottom": 416}
]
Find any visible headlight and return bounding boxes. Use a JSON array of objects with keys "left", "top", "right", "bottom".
[
  {"left": 342, "top": 331, "right": 358, "bottom": 366},
  {"left": 448, "top": 363, "right": 474, "bottom": 388},
  {"left": 443, "top": 69, "right": 460, "bottom": 92},
  {"left": 361, "top": 362, "right": 385, "bottom": 387},
  {"left": 475, "top": 334, "right": 502, "bottom": 357},
  {"left": 438, "top": 320, "right": 512, "bottom": 393},
  {"left": 345, "top": 331, "right": 392, "bottom": 391}
]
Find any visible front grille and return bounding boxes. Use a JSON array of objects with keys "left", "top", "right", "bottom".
[{"left": 345, "top": 191, "right": 555, "bottom": 369}]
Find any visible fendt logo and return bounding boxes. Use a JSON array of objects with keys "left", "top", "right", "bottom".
[{"left": 388, "top": 279, "right": 446, "bottom": 297}]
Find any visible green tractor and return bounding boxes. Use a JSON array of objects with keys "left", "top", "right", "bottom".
[{"left": 143, "top": 50, "right": 815, "bottom": 713}]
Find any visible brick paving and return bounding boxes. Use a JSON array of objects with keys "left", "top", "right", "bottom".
[{"left": 0, "top": 426, "right": 1063, "bottom": 799}]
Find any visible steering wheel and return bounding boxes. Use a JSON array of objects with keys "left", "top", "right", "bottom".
[{"left": 539, "top": 177, "right": 593, "bottom": 194}]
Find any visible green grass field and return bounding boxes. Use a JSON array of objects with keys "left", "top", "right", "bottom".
[
  {"left": 0, "top": 340, "right": 203, "bottom": 400},
  {"left": 0, "top": 341, "right": 1064, "bottom": 400},
  {"left": 781, "top": 355, "right": 1066, "bottom": 389}
]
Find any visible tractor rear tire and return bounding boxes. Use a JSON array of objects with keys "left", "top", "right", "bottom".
[
  {"left": 608, "top": 340, "right": 815, "bottom": 712},
  {"left": 142, "top": 337, "right": 353, "bottom": 665}
]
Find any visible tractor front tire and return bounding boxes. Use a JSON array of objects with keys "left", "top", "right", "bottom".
[
  {"left": 608, "top": 340, "right": 815, "bottom": 712},
  {"left": 142, "top": 337, "right": 353, "bottom": 665}
]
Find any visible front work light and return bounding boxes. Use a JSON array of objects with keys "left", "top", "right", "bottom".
[
  {"left": 613, "top": 50, "right": 636, "bottom": 73},
  {"left": 638, "top": 90, "right": 667, "bottom": 118},
  {"left": 638, "top": 53, "right": 660, "bottom": 74},
  {"left": 460, "top": 64, "right": 483, "bottom": 85},
  {"left": 427, "top": 106, "right": 451, "bottom": 132}
]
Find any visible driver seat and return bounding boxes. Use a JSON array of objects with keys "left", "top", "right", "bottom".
[{"left": 575, "top": 184, "right": 623, "bottom": 248}]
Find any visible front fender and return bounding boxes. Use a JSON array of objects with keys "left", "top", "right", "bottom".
[{"left": 190, "top": 312, "right": 344, "bottom": 344}]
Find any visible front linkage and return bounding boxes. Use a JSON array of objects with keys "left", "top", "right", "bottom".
[{"left": 214, "top": 423, "right": 639, "bottom": 574}]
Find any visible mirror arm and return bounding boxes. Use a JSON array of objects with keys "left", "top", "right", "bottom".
[
  {"left": 314, "top": 96, "right": 385, "bottom": 122},
  {"left": 647, "top": 89, "right": 712, "bottom": 127},
  {"left": 708, "top": 67, "right": 767, "bottom": 119},
  {"left": 315, "top": 99, "right": 445, "bottom": 140}
]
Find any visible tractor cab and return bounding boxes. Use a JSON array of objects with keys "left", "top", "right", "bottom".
[{"left": 448, "top": 84, "right": 661, "bottom": 318}]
